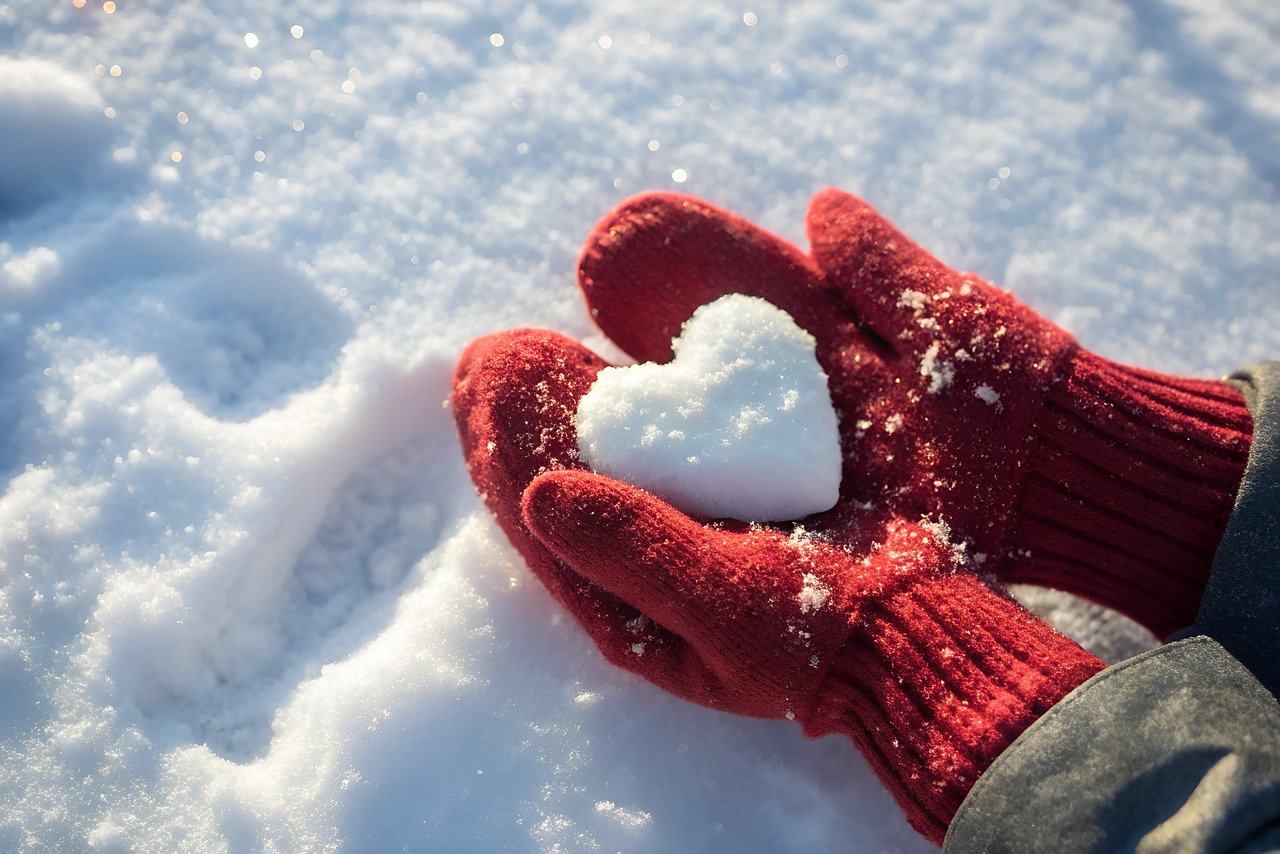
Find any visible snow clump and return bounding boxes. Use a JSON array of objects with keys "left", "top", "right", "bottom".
[{"left": 576, "top": 294, "right": 842, "bottom": 522}]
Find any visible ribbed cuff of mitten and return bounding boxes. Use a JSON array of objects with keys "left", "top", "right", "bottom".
[
  {"left": 1006, "top": 349, "right": 1253, "bottom": 638},
  {"left": 804, "top": 571, "right": 1105, "bottom": 844}
]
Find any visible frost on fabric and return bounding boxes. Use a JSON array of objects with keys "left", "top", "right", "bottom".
[
  {"left": 575, "top": 294, "right": 842, "bottom": 522},
  {"left": 897, "top": 289, "right": 929, "bottom": 312},
  {"left": 919, "top": 342, "right": 956, "bottom": 394},
  {"left": 918, "top": 517, "right": 970, "bottom": 566},
  {"left": 798, "top": 572, "right": 832, "bottom": 613}
]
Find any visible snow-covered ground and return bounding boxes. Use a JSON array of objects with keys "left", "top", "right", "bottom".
[{"left": 0, "top": 0, "right": 1277, "bottom": 850}]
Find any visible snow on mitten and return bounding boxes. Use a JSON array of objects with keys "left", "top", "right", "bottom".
[
  {"left": 451, "top": 331, "right": 1103, "bottom": 844},
  {"left": 578, "top": 190, "right": 1253, "bottom": 638}
]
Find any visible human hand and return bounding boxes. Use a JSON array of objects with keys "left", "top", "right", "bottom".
[
  {"left": 577, "top": 190, "right": 1252, "bottom": 637},
  {"left": 452, "top": 311, "right": 1102, "bottom": 844}
]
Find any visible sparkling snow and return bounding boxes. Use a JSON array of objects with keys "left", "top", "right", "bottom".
[
  {"left": 1, "top": 0, "right": 1277, "bottom": 851},
  {"left": 576, "top": 294, "right": 841, "bottom": 522}
]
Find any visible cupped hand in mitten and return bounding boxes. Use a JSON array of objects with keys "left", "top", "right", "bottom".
[
  {"left": 576, "top": 189, "right": 1079, "bottom": 569},
  {"left": 452, "top": 325, "right": 963, "bottom": 720},
  {"left": 451, "top": 326, "right": 1105, "bottom": 846}
]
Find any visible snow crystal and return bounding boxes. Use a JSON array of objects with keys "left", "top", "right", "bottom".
[
  {"left": 576, "top": 294, "right": 842, "bottom": 522},
  {"left": 975, "top": 384, "right": 1001, "bottom": 407},
  {"left": 897, "top": 289, "right": 929, "bottom": 311},
  {"left": 919, "top": 341, "right": 956, "bottom": 394},
  {"left": 918, "top": 516, "right": 970, "bottom": 566},
  {"left": 798, "top": 573, "right": 833, "bottom": 614}
]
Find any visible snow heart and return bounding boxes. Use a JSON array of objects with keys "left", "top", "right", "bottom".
[{"left": 575, "top": 294, "right": 842, "bottom": 522}]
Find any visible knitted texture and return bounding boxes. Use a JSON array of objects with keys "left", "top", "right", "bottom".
[
  {"left": 452, "top": 326, "right": 1104, "bottom": 844},
  {"left": 578, "top": 189, "right": 1252, "bottom": 636},
  {"left": 806, "top": 570, "right": 1104, "bottom": 843},
  {"left": 1005, "top": 349, "right": 1253, "bottom": 637}
]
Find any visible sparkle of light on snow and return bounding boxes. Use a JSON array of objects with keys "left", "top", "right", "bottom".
[
  {"left": 576, "top": 294, "right": 842, "bottom": 522},
  {"left": 594, "top": 801, "right": 652, "bottom": 830}
]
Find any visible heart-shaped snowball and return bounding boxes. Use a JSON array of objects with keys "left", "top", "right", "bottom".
[{"left": 575, "top": 294, "right": 842, "bottom": 522}]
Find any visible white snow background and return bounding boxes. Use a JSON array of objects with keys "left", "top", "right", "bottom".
[{"left": 0, "top": 1, "right": 1277, "bottom": 850}]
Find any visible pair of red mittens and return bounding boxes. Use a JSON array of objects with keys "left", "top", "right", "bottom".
[{"left": 451, "top": 190, "right": 1250, "bottom": 842}]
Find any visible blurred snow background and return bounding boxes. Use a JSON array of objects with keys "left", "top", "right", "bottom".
[{"left": 0, "top": 0, "right": 1277, "bottom": 850}]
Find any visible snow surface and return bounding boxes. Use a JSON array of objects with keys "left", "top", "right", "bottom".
[
  {"left": 1, "top": 0, "right": 1277, "bottom": 850},
  {"left": 576, "top": 295, "right": 841, "bottom": 522}
]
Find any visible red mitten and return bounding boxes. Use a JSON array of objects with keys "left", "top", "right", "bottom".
[
  {"left": 579, "top": 190, "right": 1253, "bottom": 638},
  {"left": 452, "top": 331, "right": 1103, "bottom": 843}
]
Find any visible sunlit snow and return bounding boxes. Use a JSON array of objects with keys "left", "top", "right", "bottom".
[{"left": 1, "top": 0, "right": 1276, "bottom": 850}]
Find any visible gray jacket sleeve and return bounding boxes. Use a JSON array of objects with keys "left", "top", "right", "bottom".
[{"left": 945, "top": 363, "right": 1280, "bottom": 853}]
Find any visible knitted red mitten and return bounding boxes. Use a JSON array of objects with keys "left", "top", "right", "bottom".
[
  {"left": 578, "top": 190, "right": 1253, "bottom": 638},
  {"left": 452, "top": 332, "right": 1104, "bottom": 843}
]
